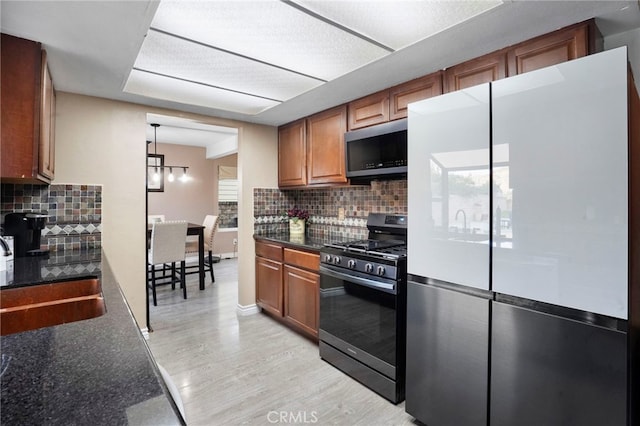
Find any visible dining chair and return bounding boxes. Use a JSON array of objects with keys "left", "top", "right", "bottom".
[
  {"left": 148, "top": 220, "right": 188, "bottom": 306},
  {"left": 184, "top": 215, "right": 220, "bottom": 283},
  {"left": 148, "top": 214, "right": 165, "bottom": 224}
]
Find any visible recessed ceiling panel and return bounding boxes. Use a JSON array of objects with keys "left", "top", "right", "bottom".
[
  {"left": 149, "top": 0, "right": 391, "bottom": 81},
  {"left": 295, "top": 0, "right": 503, "bottom": 50},
  {"left": 133, "top": 30, "right": 323, "bottom": 101},
  {"left": 125, "top": 69, "right": 280, "bottom": 115}
]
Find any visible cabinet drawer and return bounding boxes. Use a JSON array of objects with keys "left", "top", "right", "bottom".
[
  {"left": 256, "top": 241, "right": 283, "bottom": 261},
  {"left": 284, "top": 248, "right": 319, "bottom": 271}
]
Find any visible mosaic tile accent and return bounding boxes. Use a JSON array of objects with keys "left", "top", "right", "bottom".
[
  {"left": 41, "top": 261, "right": 102, "bottom": 279},
  {"left": 218, "top": 202, "right": 238, "bottom": 228},
  {"left": 253, "top": 179, "right": 407, "bottom": 239},
  {"left": 1, "top": 183, "right": 102, "bottom": 252}
]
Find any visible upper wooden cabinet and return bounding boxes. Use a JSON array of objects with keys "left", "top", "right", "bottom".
[
  {"left": 507, "top": 20, "right": 602, "bottom": 76},
  {"left": 1, "top": 34, "right": 56, "bottom": 184},
  {"left": 347, "top": 72, "right": 443, "bottom": 129},
  {"left": 445, "top": 50, "right": 507, "bottom": 93},
  {"left": 445, "top": 20, "right": 600, "bottom": 93},
  {"left": 348, "top": 90, "right": 390, "bottom": 130},
  {"left": 278, "top": 119, "right": 307, "bottom": 187},
  {"left": 39, "top": 50, "right": 56, "bottom": 180},
  {"left": 306, "top": 105, "right": 348, "bottom": 186},
  {"left": 390, "top": 72, "right": 443, "bottom": 121},
  {"left": 278, "top": 106, "right": 348, "bottom": 188}
]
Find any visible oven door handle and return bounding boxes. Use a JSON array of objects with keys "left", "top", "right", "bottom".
[{"left": 319, "top": 265, "right": 396, "bottom": 294}]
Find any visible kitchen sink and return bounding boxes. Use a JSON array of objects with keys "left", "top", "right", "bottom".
[
  {"left": 446, "top": 234, "right": 490, "bottom": 243},
  {"left": 0, "top": 277, "right": 105, "bottom": 336}
]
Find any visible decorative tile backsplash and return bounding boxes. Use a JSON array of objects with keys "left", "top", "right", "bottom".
[
  {"left": 1, "top": 183, "right": 102, "bottom": 252},
  {"left": 253, "top": 180, "right": 408, "bottom": 240},
  {"left": 218, "top": 201, "right": 238, "bottom": 228}
]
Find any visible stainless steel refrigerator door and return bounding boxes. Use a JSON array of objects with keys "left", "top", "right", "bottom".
[
  {"left": 491, "top": 301, "right": 627, "bottom": 426},
  {"left": 406, "top": 281, "right": 489, "bottom": 426},
  {"left": 408, "top": 84, "right": 490, "bottom": 290},
  {"left": 491, "top": 47, "right": 628, "bottom": 319}
]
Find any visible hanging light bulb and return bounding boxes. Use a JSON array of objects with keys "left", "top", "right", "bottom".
[
  {"left": 153, "top": 167, "right": 160, "bottom": 182},
  {"left": 180, "top": 167, "right": 189, "bottom": 182},
  {"left": 168, "top": 167, "right": 175, "bottom": 182}
]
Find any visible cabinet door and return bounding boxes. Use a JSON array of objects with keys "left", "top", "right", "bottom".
[
  {"left": 507, "top": 22, "right": 595, "bottom": 76},
  {"left": 348, "top": 90, "right": 389, "bottom": 130},
  {"left": 278, "top": 119, "right": 306, "bottom": 187},
  {"left": 39, "top": 50, "right": 55, "bottom": 180},
  {"left": 255, "top": 256, "right": 283, "bottom": 317},
  {"left": 491, "top": 301, "right": 626, "bottom": 426},
  {"left": 0, "top": 34, "right": 41, "bottom": 182},
  {"left": 406, "top": 282, "right": 489, "bottom": 426},
  {"left": 389, "top": 72, "right": 442, "bottom": 121},
  {"left": 307, "top": 105, "right": 348, "bottom": 185},
  {"left": 283, "top": 265, "right": 319, "bottom": 338},
  {"left": 444, "top": 50, "right": 507, "bottom": 93},
  {"left": 492, "top": 47, "right": 628, "bottom": 318},
  {"left": 408, "top": 84, "right": 490, "bottom": 290}
]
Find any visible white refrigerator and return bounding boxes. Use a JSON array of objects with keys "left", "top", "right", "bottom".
[{"left": 406, "top": 47, "right": 631, "bottom": 426}]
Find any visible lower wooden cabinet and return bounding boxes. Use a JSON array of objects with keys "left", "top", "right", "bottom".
[
  {"left": 255, "top": 256, "right": 283, "bottom": 317},
  {"left": 284, "top": 265, "right": 319, "bottom": 338},
  {"left": 255, "top": 241, "right": 284, "bottom": 316},
  {"left": 255, "top": 240, "right": 320, "bottom": 340}
]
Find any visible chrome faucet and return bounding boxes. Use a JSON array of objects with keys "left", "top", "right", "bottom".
[
  {"left": 455, "top": 209, "right": 467, "bottom": 232},
  {"left": 0, "top": 236, "right": 11, "bottom": 256}
]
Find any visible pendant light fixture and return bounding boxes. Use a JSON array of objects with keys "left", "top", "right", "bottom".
[{"left": 147, "top": 123, "right": 190, "bottom": 185}]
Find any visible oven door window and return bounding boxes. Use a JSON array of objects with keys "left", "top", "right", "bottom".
[{"left": 320, "top": 268, "right": 397, "bottom": 366}]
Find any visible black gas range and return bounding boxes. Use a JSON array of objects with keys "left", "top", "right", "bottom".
[{"left": 318, "top": 213, "right": 407, "bottom": 403}]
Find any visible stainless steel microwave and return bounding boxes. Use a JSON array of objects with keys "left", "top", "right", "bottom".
[{"left": 345, "top": 118, "right": 407, "bottom": 180}]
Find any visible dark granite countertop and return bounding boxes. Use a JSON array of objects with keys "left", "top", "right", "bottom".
[
  {"left": 0, "top": 250, "right": 185, "bottom": 425},
  {"left": 1, "top": 249, "right": 102, "bottom": 289},
  {"left": 254, "top": 232, "right": 352, "bottom": 252}
]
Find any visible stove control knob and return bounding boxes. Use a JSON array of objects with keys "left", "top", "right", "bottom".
[
  {"left": 324, "top": 255, "right": 332, "bottom": 263},
  {"left": 347, "top": 259, "right": 357, "bottom": 269},
  {"left": 365, "top": 263, "right": 373, "bottom": 273},
  {"left": 376, "top": 266, "right": 386, "bottom": 276},
  {"left": 333, "top": 256, "right": 342, "bottom": 265}
]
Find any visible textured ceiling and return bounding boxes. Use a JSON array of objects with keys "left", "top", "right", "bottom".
[{"left": 1, "top": 0, "right": 639, "bottom": 147}]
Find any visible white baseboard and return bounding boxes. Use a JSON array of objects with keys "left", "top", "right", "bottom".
[
  {"left": 236, "top": 303, "right": 260, "bottom": 316},
  {"left": 140, "top": 327, "right": 150, "bottom": 340}
]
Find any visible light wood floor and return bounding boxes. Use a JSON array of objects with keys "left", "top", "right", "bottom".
[{"left": 146, "top": 258, "right": 418, "bottom": 426}]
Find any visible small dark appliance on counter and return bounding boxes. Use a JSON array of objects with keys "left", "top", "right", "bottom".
[{"left": 3, "top": 212, "right": 50, "bottom": 257}]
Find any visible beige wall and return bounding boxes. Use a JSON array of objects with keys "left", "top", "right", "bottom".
[
  {"left": 54, "top": 92, "right": 277, "bottom": 326},
  {"left": 147, "top": 143, "right": 215, "bottom": 224},
  {"left": 237, "top": 125, "right": 278, "bottom": 308}
]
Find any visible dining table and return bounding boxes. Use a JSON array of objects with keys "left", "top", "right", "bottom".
[{"left": 147, "top": 222, "right": 206, "bottom": 291}]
